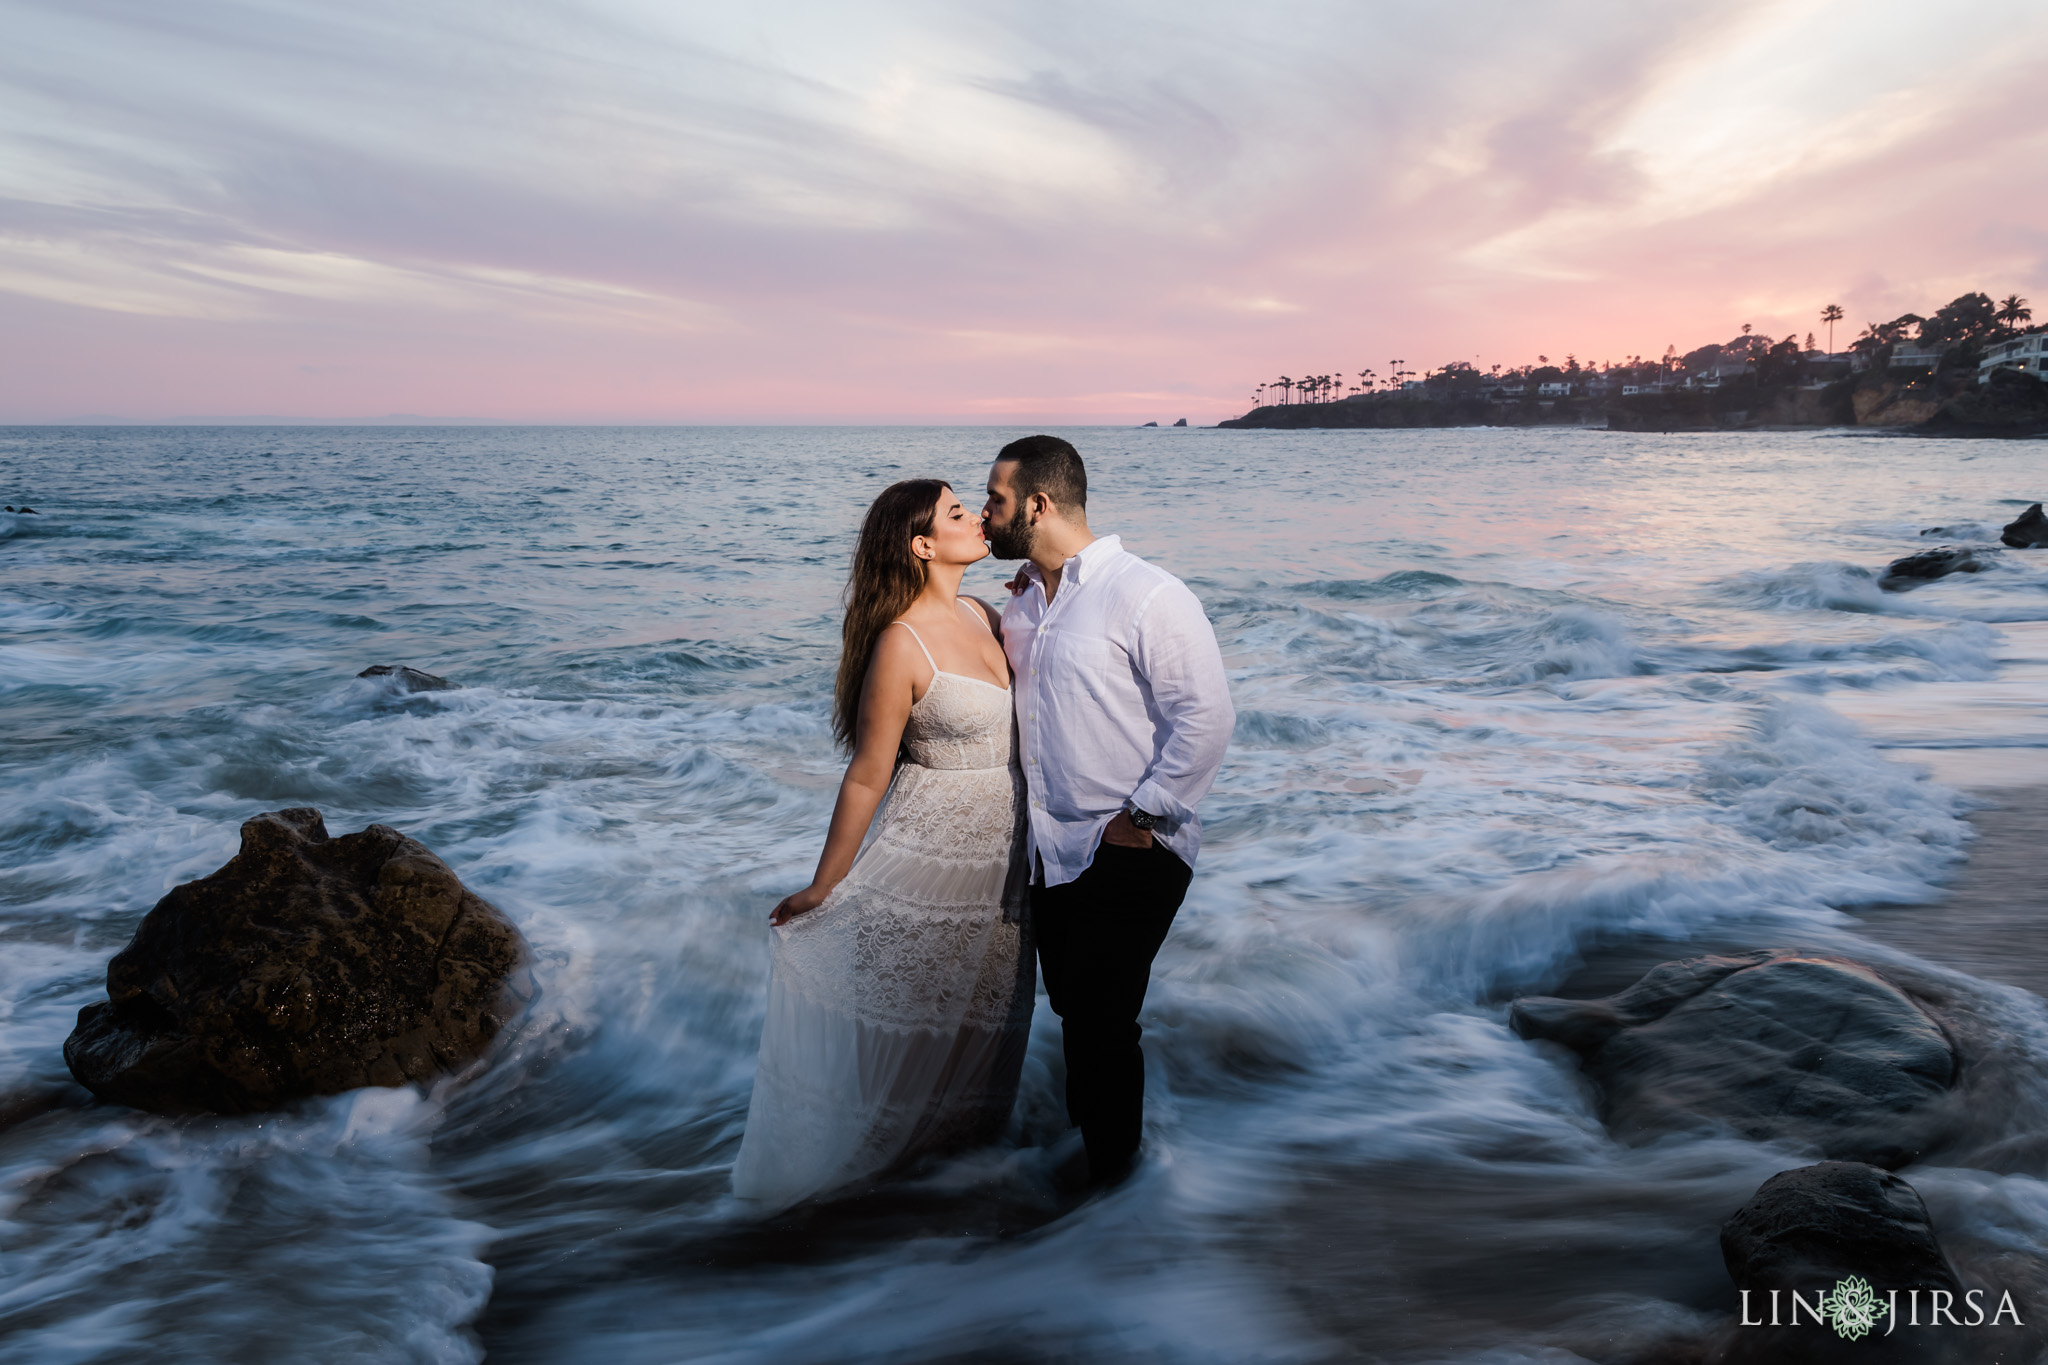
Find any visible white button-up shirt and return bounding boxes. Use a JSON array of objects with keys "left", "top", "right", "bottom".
[{"left": 1000, "top": 535, "right": 1234, "bottom": 886}]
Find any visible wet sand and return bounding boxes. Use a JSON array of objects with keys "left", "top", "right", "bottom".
[{"left": 1853, "top": 786, "right": 2048, "bottom": 998}]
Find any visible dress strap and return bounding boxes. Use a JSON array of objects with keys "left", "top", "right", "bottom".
[
  {"left": 889, "top": 620, "right": 938, "bottom": 672},
  {"left": 957, "top": 597, "right": 996, "bottom": 637}
]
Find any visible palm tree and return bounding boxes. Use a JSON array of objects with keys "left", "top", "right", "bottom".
[
  {"left": 1820, "top": 304, "right": 1844, "bottom": 353},
  {"left": 1277, "top": 376, "right": 1293, "bottom": 405},
  {"left": 1997, "top": 295, "right": 2033, "bottom": 333}
]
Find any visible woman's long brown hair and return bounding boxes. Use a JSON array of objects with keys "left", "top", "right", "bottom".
[{"left": 833, "top": 479, "right": 949, "bottom": 749}]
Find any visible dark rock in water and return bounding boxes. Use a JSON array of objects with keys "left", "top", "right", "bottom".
[
  {"left": 1172, "top": 417, "right": 1187, "bottom": 426},
  {"left": 1918, "top": 524, "right": 1986, "bottom": 539},
  {"left": 64, "top": 808, "right": 533, "bottom": 1114},
  {"left": 5, "top": 505, "right": 33, "bottom": 513},
  {"left": 1723, "top": 1162, "right": 1960, "bottom": 1296},
  {"left": 2003, "top": 502, "right": 2048, "bottom": 548},
  {"left": 1711, "top": 1163, "right": 1970, "bottom": 1364},
  {"left": 1878, "top": 546, "right": 1996, "bottom": 590},
  {"left": 358, "top": 663, "right": 455, "bottom": 691},
  {"left": 1510, "top": 952, "right": 1955, "bottom": 1166},
  {"left": 1139, "top": 421, "right": 1158, "bottom": 427}
]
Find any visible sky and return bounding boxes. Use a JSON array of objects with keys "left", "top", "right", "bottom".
[{"left": 2, "top": 0, "right": 2045, "bottom": 424}]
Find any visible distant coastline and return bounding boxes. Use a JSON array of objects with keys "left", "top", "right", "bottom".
[{"left": 1220, "top": 291, "right": 2048, "bottom": 437}]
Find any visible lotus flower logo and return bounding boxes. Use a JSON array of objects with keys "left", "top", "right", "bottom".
[{"left": 1819, "top": 1276, "right": 1883, "bottom": 1341}]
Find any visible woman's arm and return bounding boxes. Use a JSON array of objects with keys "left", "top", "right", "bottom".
[{"left": 769, "top": 631, "right": 921, "bottom": 925}]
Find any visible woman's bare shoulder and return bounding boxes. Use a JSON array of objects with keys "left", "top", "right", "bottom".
[{"left": 869, "top": 620, "right": 925, "bottom": 669}]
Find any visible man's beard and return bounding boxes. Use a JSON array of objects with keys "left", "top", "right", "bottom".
[{"left": 983, "top": 511, "right": 1035, "bottom": 560}]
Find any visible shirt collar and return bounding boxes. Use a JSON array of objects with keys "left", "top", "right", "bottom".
[
  {"left": 1063, "top": 534, "right": 1121, "bottom": 586},
  {"left": 1018, "top": 534, "right": 1121, "bottom": 589}
]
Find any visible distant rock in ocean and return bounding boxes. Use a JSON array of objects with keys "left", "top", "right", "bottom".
[
  {"left": 4, "top": 505, "right": 34, "bottom": 513},
  {"left": 358, "top": 663, "right": 455, "bottom": 691},
  {"left": 1172, "top": 418, "right": 1187, "bottom": 426},
  {"left": 1139, "top": 421, "right": 1158, "bottom": 427},
  {"left": 2003, "top": 502, "right": 2048, "bottom": 548},
  {"left": 1510, "top": 952, "right": 1955, "bottom": 1166},
  {"left": 64, "top": 808, "right": 533, "bottom": 1115},
  {"left": 1879, "top": 546, "right": 1998, "bottom": 590}
]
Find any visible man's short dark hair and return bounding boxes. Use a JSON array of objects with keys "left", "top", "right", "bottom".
[{"left": 995, "top": 434, "right": 1087, "bottom": 513}]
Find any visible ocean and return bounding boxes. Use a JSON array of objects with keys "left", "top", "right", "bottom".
[{"left": 2, "top": 424, "right": 2045, "bottom": 1363}]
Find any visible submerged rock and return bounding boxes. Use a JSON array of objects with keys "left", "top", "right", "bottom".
[
  {"left": 64, "top": 808, "right": 532, "bottom": 1114},
  {"left": 1510, "top": 952, "right": 1955, "bottom": 1166},
  {"left": 1722, "top": 1162, "right": 1960, "bottom": 1297},
  {"left": 357, "top": 663, "right": 455, "bottom": 691},
  {"left": 1712, "top": 1163, "right": 1971, "bottom": 1364},
  {"left": 2003, "top": 503, "right": 2048, "bottom": 549},
  {"left": 1878, "top": 546, "right": 1997, "bottom": 590}
]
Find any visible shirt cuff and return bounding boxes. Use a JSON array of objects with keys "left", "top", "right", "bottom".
[{"left": 1129, "top": 778, "right": 1194, "bottom": 830}]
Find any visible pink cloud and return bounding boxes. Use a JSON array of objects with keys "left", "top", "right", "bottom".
[{"left": 1, "top": 1, "right": 2042, "bottom": 423}]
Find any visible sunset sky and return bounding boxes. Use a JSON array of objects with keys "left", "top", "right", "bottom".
[{"left": 4, "top": 1, "right": 2044, "bottom": 424}]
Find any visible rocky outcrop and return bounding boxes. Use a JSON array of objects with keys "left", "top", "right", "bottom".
[
  {"left": 1510, "top": 952, "right": 1955, "bottom": 1166},
  {"left": 1879, "top": 546, "right": 1999, "bottom": 590},
  {"left": 1712, "top": 1162, "right": 1967, "bottom": 1364},
  {"left": 1917, "top": 370, "right": 2048, "bottom": 439},
  {"left": 2003, "top": 504, "right": 2048, "bottom": 549},
  {"left": 64, "top": 808, "right": 532, "bottom": 1115},
  {"left": 1853, "top": 381, "right": 1945, "bottom": 428},
  {"left": 358, "top": 664, "right": 455, "bottom": 692}
]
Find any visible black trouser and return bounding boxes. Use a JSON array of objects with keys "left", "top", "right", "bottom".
[{"left": 1032, "top": 840, "right": 1193, "bottom": 1182}]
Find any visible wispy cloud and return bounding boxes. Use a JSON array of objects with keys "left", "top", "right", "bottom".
[{"left": 1, "top": 0, "right": 2042, "bottom": 420}]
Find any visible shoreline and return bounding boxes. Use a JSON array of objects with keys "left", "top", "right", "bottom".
[{"left": 1849, "top": 784, "right": 2048, "bottom": 997}]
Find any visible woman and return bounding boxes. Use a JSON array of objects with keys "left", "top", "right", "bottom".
[{"left": 731, "top": 479, "right": 1033, "bottom": 1211}]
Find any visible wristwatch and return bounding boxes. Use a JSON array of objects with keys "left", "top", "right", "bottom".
[{"left": 1123, "top": 802, "right": 1160, "bottom": 832}]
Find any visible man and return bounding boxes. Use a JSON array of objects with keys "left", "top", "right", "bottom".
[{"left": 981, "top": 434, "right": 1233, "bottom": 1185}]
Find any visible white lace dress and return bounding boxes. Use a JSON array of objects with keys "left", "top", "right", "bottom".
[{"left": 732, "top": 621, "right": 1033, "bottom": 1211}]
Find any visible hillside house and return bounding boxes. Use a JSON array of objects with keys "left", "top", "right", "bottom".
[{"left": 1978, "top": 333, "right": 2048, "bottom": 383}]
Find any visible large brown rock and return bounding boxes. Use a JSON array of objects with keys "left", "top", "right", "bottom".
[{"left": 64, "top": 808, "right": 533, "bottom": 1114}]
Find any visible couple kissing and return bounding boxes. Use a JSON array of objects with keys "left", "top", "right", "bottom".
[{"left": 732, "top": 434, "right": 1233, "bottom": 1211}]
